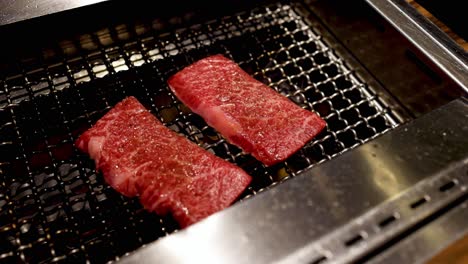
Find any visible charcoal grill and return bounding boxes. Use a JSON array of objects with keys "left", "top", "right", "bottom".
[{"left": 0, "top": 0, "right": 467, "bottom": 263}]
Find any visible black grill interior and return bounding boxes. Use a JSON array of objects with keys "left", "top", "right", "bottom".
[{"left": 0, "top": 2, "right": 400, "bottom": 263}]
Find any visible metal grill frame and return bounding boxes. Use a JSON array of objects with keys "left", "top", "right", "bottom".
[{"left": 0, "top": 2, "right": 404, "bottom": 263}]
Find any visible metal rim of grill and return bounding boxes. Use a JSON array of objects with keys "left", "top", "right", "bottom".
[{"left": 0, "top": 2, "right": 402, "bottom": 263}]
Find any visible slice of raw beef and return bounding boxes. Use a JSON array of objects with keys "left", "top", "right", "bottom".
[
  {"left": 168, "top": 55, "right": 326, "bottom": 166},
  {"left": 76, "top": 96, "right": 251, "bottom": 227}
]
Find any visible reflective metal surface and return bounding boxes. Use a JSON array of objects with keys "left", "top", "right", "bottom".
[
  {"left": 369, "top": 200, "right": 468, "bottom": 264},
  {"left": 119, "top": 99, "right": 468, "bottom": 263},
  {"left": 365, "top": 0, "right": 468, "bottom": 92},
  {"left": 0, "top": 0, "right": 108, "bottom": 26},
  {"left": 280, "top": 156, "right": 467, "bottom": 264}
]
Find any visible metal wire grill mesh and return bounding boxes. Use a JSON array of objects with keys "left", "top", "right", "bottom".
[{"left": 0, "top": 3, "right": 401, "bottom": 263}]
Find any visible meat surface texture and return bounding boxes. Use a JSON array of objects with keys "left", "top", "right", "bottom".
[
  {"left": 76, "top": 96, "right": 251, "bottom": 227},
  {"left": 168, "top": 55, "right": 326, "bottom": 166}
]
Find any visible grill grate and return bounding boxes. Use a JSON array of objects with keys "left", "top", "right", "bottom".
[{"left": 0, "top": 3, "right": 400, "bottom": 263}]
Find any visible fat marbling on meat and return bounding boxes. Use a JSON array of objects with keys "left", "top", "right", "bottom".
[
  {"left": 76, "top": 96, "right": 251, "bottom": 227},
  {"left": 168, "top": 55, "right": 326, "bottom": 166}
]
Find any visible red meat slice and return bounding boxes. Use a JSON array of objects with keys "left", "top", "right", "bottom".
[
  {"left": 168, "top": 55, "right": 326, "bottom": 166},
  {"left": 75, "top": 96, "right": 251, "bottom": 227}
]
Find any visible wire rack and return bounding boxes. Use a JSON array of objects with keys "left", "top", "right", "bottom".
[{"left": 0, "top": 2, "right": 401, "bottom": 263}]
